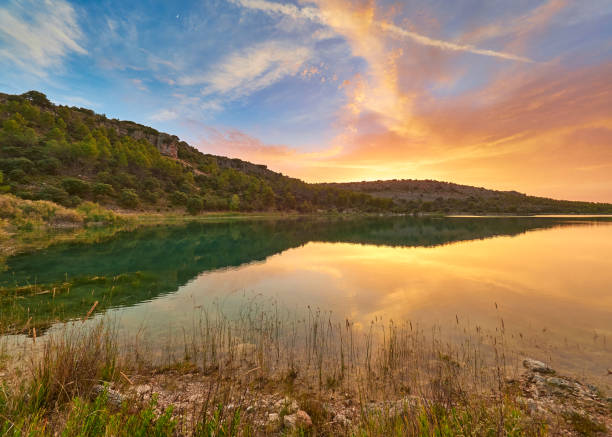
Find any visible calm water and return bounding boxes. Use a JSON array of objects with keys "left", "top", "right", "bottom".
[{"left": 2, "top": 216, "right": 611, "bottom": 385}]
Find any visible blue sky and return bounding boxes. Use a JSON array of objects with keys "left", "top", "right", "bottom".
[
  {"left": 1, "top": 0, "right": 361, "bottom": 149},
  {"left": 1, "top": 0, "right": 611, "bottom": 201}
]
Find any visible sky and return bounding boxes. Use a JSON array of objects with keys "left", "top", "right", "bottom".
[{"left": 0, "top": 0, "right": 611, "bottom": 202}]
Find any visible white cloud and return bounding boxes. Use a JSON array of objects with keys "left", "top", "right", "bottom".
[
  {"left": 229, "top": 0, "right": 321, "bottom": 22},
  {"left": 150, "top": 109, "right": 179, "bottom": 122},
  {"left": 60, "top": 95, "right": 96, "bottom": 108},
  {"left": 131, "top": 78, "right": 148, "bottom": 91},
  {"left": 233, "top": 0, "right": 532, "bottom": 63},
  {"left": 178, "top": 40, "right": 311, "bottom": 99},
  {"left": 0, "top": 0, "right": 86, "bottom": 76}
]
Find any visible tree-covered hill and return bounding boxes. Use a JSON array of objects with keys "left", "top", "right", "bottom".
[
  {"left": 1, "top": 90, "right": 610, "bottom": 215},
  {"left": 322, "top": 180, "right": 612, "bottom": 215},
  {"left": 0, "top": 91, "right": 391, "bottom": 213}
]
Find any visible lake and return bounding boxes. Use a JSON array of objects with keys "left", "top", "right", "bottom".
[{"left": 2, "top": 216, "right": 611, "bottom": 387}]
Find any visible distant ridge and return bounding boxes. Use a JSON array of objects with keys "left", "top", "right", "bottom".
[{"left": 322, "top": 180, "right": 612, "bottom": 214}]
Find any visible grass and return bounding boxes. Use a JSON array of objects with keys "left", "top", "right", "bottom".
[{"left": 2, "top": 296, "right": 603, "bottom": 437}]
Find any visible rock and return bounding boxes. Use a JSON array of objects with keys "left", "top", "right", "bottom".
[
  {"left": 266, "top": 413, "right": 281, "bottom": 432},
  {"left": 135, "top": 384, "right": 152, "bottom": 396},
  {"left": 523, "top": 358, "right": 555, "bottom": 374},
  {"left": 92, "top": 384, "right": 123, "bottom": 408},
  {"left": 546, "top": 377, "right": 573, "bottom": 390},
  {"left": 283, "top": 410, "right": 312, "bottom": 429},
  {"left": 275, "top": 397, "right": 299, "bottom": 413},
  {"left": 334, "top": 412, "right": 351, "bottom": 426}
]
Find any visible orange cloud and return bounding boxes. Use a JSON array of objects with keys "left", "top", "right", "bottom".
[{"left": 199, "top": 0, "right": 611, "bottom": 202}]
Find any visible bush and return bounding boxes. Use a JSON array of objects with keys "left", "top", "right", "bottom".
[
  {"left": 61, "top": 177, "right": 90, "bottom": 196},
  {"left": 36, "top": 157, "right": 62, "bottom": 174},
  {"left": 170, "top": 190, "right": 188, "bottom": 206},
  {"left": 186, "top": 196, "right": 204, "bottom": 215},
  {"left": 0, "top": 157, "right": 34, "bottom": 172},
  {"left": 8, "top": 168, "right": 26, "bottom": 182},
  {"left": 141, "top": 189, "right": 160, "bottom": 203},
  {"left": 119, "top": 189, "right": 139, "bottom": 208},
  {"left": 92, "top": 182, "right": 114, "bottom": 198},
  {"left": 76, "top": 201, "right": 117, "bottom": 223},
  {"left": 37, "top": 185, "right": 70, "bottom": 205}
]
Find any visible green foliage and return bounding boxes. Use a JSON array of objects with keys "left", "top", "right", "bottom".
[
  {"left": 38, "top": 185, "right": 70, "bottom": 205},
  {"left": 119, "top": 189, "right": 139, "bottom": 208},
  {"left": 62, "top": 178, "right": 90, "bottom": 196},
  {"left": 36, "top": 157, "right": 62, "bottom": 174},
  {"left": 0, "top": 157, "right": 34, "bottom": 173},
  {"left": 92, "top": 182, "right": 114, "bottom": 198},
  {"left": 8, "top": 168, "right": 26, "bottom": 182},
  {"left": 76, "top": 202, "right": 118, "bottom": 223},
  {"left": 61, "top": 392, "right": 177, "bottom": 437},
  {"left": 228, "top": 194, "right": 240, "bottom": 211},
  {"left": 186, "top": 196, "right": 204, "bottom": 215},
  {"left": 170, "top": 190, "right": 188, "bottom": 206},
  {"left": 194, "top": 404, "right": 242, "bottom": 437}
]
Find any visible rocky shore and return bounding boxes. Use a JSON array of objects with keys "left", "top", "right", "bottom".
[{"left": 92, "top": 358, "right": 611, "bottom": 436}]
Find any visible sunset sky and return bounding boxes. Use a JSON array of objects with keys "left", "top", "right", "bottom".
[{"left": 1, "top": 0, "right": 611, "bottom": 201}]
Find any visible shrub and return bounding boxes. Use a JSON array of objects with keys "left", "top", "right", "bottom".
[
  {"left": 61, "top": 177, "right": 90, "bottom": 196},
  {"left": 170, "top": 190, "right": 188, "bottom": 206},
  {"left": 119, "top": 189, "right": 139, "bottom": 208},
  {"left": 92, "top": 182, "right": 114, "bottom": 198},
  {"left": 37, "top": 185, "right": 70, "bottom": 205},
  {"left": 0, "top": 157, "right": 34, "bottom": 172},
  {"left": 36, "top": 157, "right": 62, "bottom": 174},
  {"left": 76, "top": 201, "right": 117, "bottom": 223},
  {"left": 8, "top": 168, "right": 26, "bottom": 182},
  {"left": 141, "top": 189, "right": 160, "bottom": 204},
  {"left": 186, "top": 196, "right": 204, "bottom": 215}
]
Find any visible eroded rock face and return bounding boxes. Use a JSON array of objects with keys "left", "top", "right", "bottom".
[{"left": 103, "top": 122, "right": 179, "bottom": 158}]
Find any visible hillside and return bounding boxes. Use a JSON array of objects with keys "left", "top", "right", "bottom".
[
  {"left": 0, "top": 90, "right": 610, "bottom": 215},
  {"left": 0, "top": 91, "right": 392, "bottom": 214},
  {"left": 323, "top": 180, "right": 612, "bottom": 215}
]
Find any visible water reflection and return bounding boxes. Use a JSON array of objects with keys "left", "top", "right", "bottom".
[{"left": 1, "top": 216, "right": 611, "bottom": 384}]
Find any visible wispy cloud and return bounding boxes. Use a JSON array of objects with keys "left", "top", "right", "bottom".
[
  {"left": 232, "top": 0, "right": 532, "bottom": 63},
  {"left": 150, "top": 109, "right": 179, "bottom": 122},
  {"left": 0, "top": 0, "right": 86, "bottom": 76},
  {"left": 229, "top": 0, "right": 321, "bottom": 22},
  {"left": 178, "top": 40, "right": 311, "bottom": 99},
  {"left": 378, "top": 22, "right": 532, "bottom": 63}
]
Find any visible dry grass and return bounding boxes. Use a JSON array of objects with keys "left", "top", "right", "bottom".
[{"left": 0, "top": 299, "right": 604, "bottom": 436}]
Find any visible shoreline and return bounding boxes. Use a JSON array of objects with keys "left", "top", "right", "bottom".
[{"left": 1, "top": 316, "right": 610, "bottom": 436}]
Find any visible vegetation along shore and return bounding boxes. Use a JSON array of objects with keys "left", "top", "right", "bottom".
[{"left": 1, "top": 305, "right": 611, "bottom": 436}]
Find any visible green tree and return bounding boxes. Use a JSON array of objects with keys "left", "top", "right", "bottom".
[{"left": 229, "top": 194, "right": 240, "bottom": 211}]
